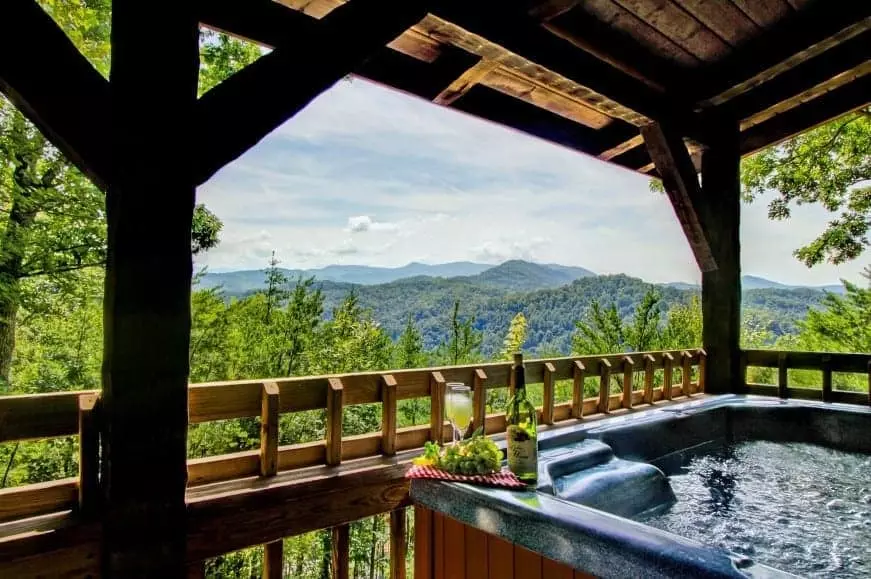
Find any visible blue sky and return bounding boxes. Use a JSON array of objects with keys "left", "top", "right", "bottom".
[{"left": 198, "top": 77, "right": 866, "bottom": 286}]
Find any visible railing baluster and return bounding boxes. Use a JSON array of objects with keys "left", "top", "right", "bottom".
[
  {"left": 697, "top": 348, "right": 707, "bottom": 393},
  {"left": 572, "top": 360, "right": 585, "bottom": 419},
  {"left": 662, "top": 352, "right": 674, "bottom": 401},
  {"left": 381, "top": 374, "right": 398, "bottom": 456},
  {"left": 777, "top": 353, "right": 788, "bottom": 399},
  {"left": 389, "top": 507, "right": 407, "bottom": 579},
  {"left": 78, "top": 393, "right": 100, "bottom": 518},
  {"left": 681, "top": 351, "right": 692, "bottom": 397},
  {"left": 327, "top": 378, "right": 344, "bottom": 466},
  {"left": 430, "top": 372, "right": 446, "bottom": 444},
  {"left": 472, "top": 369, "right": 487, "bottom": 434},
  {"left": 260, "top": 382, "right": 283, "bottom": 578},
  {"left": 622, "top": 356, "right": 634, "bottom": 409},
  {"left": 822, "top": 355, "right": 833, "bottom": 402},
  {"left": 542, "top": 362, "right": 556, "bottom": 425},
  {"left": 332, "top": 524, "right": 350, "bottom": 579},
  {"left": 643, "top": 354, "right": 655, "bottom": 405},
  {"left": 598, "top": 359, "right": 612, "bottom": 414}
]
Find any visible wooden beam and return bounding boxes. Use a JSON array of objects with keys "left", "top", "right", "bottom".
[
  {"left": 381, "top": 374, "right": 398, "bottom": 456},
  {"left": 692, "top": 3, "right": 871, "bottom": 106},
  {"left": 326, "top": 378, "right": 344, "bottom": 466},
  {"left": 430, "top": 1, "right": 710, "bottom": 144},
  {"left": 721, "top": 31, "right": 871, "bottom": 123},
  {"left": 433, "top": 58, "right": 499, "bottom": 106},
  {"left": 641, "top": 123, "right": 717, "bottom": 272},
  {"left": 0, "top": 0, "right": 110, "bottom": 189},
  {"left": 740, "top": 76, "right": 871, "bottom": 156},
  {"left": 701, "top": 120, "right": 741, "bottom": 395},
  {"left": 260, "top": 382, "right": 280, "bottom": 477},
  {"left": 331, "top": 524, "right": 350, "bottom": 579},
  {"left": 102, "top": 0, "right": 199, "bottom": 574},
  {"left": 195, "top": 0, "right": 429, "bottom": 185}
]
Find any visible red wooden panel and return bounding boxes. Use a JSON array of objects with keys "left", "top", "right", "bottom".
[
  {"left": 434, "top": 512, "right": 445, "bottom": 579},
  {"left": 515, "top": 545, "right": 543, "bottom": 579},
  {"left": 575, "top": 570, "right": 597, "bottom": 579},
  {"left": 414, "top": 507, "right": 433, "bottom": 579},
  {"left": 464, "top": 526, "right": 489, "bottom": 579},
  {"left": 444, "top": 516, "right": 466, "bottom": 579},
  {"left": 542, "top": 557, "right": 574, "bottom": 579},
  {"left": 488, "top": 536, "right": 514, "bottom": 579}
]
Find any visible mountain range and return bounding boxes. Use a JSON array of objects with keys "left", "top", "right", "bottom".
[{"left": 200, "top": 260, "right": 842, "bottom": 295}]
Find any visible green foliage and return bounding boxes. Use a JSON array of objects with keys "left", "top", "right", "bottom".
[
  {"left": 500, "top": 312, "right": 528, "bottom": 359},
  {"left": 435, "top": 301, "right": 482, "bottom": 365},
  {"left": 742, "top": 109, "right": 871, "bottom": 266}
]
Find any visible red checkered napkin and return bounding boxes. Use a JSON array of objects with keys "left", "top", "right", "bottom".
[{"left": 406, "top": 464, "right": 528, "bottom": 489}]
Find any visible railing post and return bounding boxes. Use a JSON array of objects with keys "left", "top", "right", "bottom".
[
  {"left": 260, "top": 382, "right": 282, "bottom": 579},
  {"left": 572, "top": 360, "right": 585, "bottom": 419},
  {"left": 389, "top": 508, "right": 407, "bottom": 579},
  {"left": 542, "top": 362, "right": 556, "bottom": 425},
  {"left": 327, "top": 378, "right": 344, "bottom": 466},
  {"left": 332, "top": 523, "right": 350, "bottom": 579},
  {"left": 662, "top": 352, "right": 674, "bottom": 401},
  {"left": 78, "top": 393, "right": 100, "bottom": 518},
  {"left": 643, "top": 354, "right": 655, "bottom": 404},
  {"left": 622, "top": 356, "right": 634, "bottom": 409},
  {"left": 777, "top": 352, "right": 788, "bottom": 399},
  {"left": 697, "top": 349, "right": 707, "bottom": 393},
  {"left": 430, "top": 372, "right": 445, "bottom": 444},
  {"left": 382, "top": 374, "right": 398, "bottom": 456},
  {"left": 598, "top": 359, "right": 612, "bottom": 414},
  {"left": 681, "top": 351, "right": 693, "bottom": 397},
  {"left": 821, "top": 355, "right": 833, "bottom": 402},
  {"left": 472, "top": 369, "right": 487, "bottom": 434}
]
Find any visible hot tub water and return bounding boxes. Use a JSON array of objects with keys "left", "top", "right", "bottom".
[{"left": 636, "top": 441, "right": 871, "bottom": 578}]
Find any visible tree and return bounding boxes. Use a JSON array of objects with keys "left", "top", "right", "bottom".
[
  {"left": 394, "top": 316, "right": 429, "bottom": 426},
  {"left": 742, "top": 109, "right": 871, "bottom": 266},
  {"left": 499, "top": 312, "right": 528, "bottom": 359},
  {"left": 436, "top": 301, "right": 482, "bottom": 365}
]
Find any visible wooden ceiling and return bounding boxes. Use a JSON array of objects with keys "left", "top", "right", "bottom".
[{"left": 201, "top": 0, "right": 871, "bottom": 177}]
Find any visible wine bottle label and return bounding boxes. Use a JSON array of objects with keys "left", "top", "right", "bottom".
[{"left": 507, "top": 425, "right": 537, "bottom": 476}]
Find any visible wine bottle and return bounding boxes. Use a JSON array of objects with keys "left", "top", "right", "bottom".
[{"left": 506, "top": 352, "right": 538, "bottom": 484}]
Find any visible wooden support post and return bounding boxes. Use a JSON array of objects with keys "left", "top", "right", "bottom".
[
  {"left": 389, "top": 508, "right": 407, "bottom": 579},
  {"left": 777, "top": 353, "right": 788, "bottom": 399},
  {"left": 472, "top": 369, "right": 487, "bottom": 434},
  {"left": 697, "top": 349, "right": 707, "bottom": 393},
  {"left": 327, "top": 378, "right": 344, "bottom": 466},
  {"left": 643, "top": 354, "right": 655, "bottom": 404},
  {"left": 382, "top": 374, "right": 398, "bottom": 456},
  {"left": 663, "top": 353, "right": 674, "bottom": 401},
  {"left": 821, "top": 355, "right": 833, "bottom": 402},
  {"left": 264, "top": 541, "right": 283, "bottom": 579},
  {"left": 430, "top": 372, "right": 446, "bottom": 444},
  {"left": 542, "top": 362, "right": 556, "bottom": 425},
  {"left": 260, "top": 382, "right": 282, "bottom": 578},
  {"left": 701, "top": 120, "right": 741, "bottom": 395},
  {"left": 78, "top": 393, "right": 100, "bottom": 518},
  {"left": 598, "top": 359, "right": 612, "bottom": 414},
  {"left": 433, "top": 58, "right": 499, "bottom": 105},
  {"left": 101, "top": 1, "right": 199, "bottom": 574},
  {"left": 572, "top": 360, "right": 586, "bottom": 419},
  {"left": 332, "top": 524, "right": 350, "bottom": 579},
  {"left": 681, "top": 351, "right": 693, "bottom": 397},
  {"left": 622, "top": 356, "right": 634, "bottom": 409},
  {"left": 260, "top": 382, "right": 280, "bottom": 476}
]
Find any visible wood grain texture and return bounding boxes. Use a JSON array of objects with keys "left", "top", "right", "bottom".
[
  {"left": 487, "top": 535, "right": 514, "bottom": 579},
  {"left": 443, "top": 516, "right": 466, "bottom": 579},
  {"left": 414, "top": 507, "right": 433, "bottom": 579},
  {"left": 433, "top": 512, "right": 445, "bottom": 579},
  {"left": 434, "top": 58, "right": 499, "bottom": 106},
  {"left": 542, "top": 362, "right": 556, "bottom": 425},
  {"left": 390, "top": 508, "right": 407, "bottom": 579},
  {"left": 260, "top": 382, "right": 280, "bottom": 477},
  {"left": 77, "top": 393, "right": 100, "bottom": 518},
  {"left": 327, "top": 377, "right": 344, "bottom": 466},
  {"left": 0, "top": 478, "right": 77, "bottom": 523},
  {"left": 473, "top": 369, "right": 487, "bottom": 435},
  {"left": 464, "top": 524, "right": 489, "bottom": 578},
  {"left": 382, "top": 374, "right": 398, "bottom": 456},
  {"left": 681, "top": 351, "right": 693, "bottom": 398},
  {"left": 598, "top": 358, "right": 612, "bottom": 414},
  {"left": 678, "top": 0, "right": 761, "bottom": 47},
  {"left": 643, "top": 353, "right": 655, "bottom": 404},
  {"left": 264, "top": 540, "right": 283, "bottom": 579},
  {"left": 662, "top": 352, "right": 674, "bottom": 401},
  {"left": 572, "top": 360, "right": 585, "bottom": 419},
  {"left": 430, "top": 372, "right": 446, "bottom": 444},
  {"left": 332, "top": 524, "right": 350, "bottom": 579},
  {"left": 622, "top": 356, "right": 634, "bottom": 409}
]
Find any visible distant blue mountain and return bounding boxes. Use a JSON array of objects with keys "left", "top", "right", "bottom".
[
  {"left": 197, "top": 260, "right": 596, "bottom": 294},
  {"left": 664, "top": 275, "right": 844, "bottom": 294}
]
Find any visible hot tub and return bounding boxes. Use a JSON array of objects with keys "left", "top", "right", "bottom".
[{"left": 411, "top": 394, "right": 871, "bottom": 578}]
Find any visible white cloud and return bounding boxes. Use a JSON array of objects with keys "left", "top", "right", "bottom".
[{"left": 197, "top": 78, "right": 867, "bottom": 286}]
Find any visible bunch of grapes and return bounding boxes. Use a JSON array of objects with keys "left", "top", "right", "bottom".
[{"left": 437, "top": 435, "right": 503, "bottom": 475}]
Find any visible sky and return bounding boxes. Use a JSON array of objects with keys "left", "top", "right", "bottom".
[{"left": 197, "top": 77, "right": 866, "bottom": 286}]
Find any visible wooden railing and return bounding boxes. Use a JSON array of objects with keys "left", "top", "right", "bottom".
[
  {"left": 742, "top": 349, "right": 871, "bottom": 405},
  {"left": 0, "top": 349, "right": 707, "bottom": 577}
]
